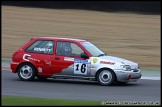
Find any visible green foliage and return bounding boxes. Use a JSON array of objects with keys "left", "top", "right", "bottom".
[{"left": 2, "top": 96, "right": 101, "bottom": 106}]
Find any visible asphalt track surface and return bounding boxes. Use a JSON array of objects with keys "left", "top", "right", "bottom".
[{"left": 2, "top": 70, "right": 161, "bottom": 103}]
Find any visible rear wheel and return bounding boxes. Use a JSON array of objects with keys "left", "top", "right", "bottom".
[
  {"left": 97, "top": 69, "right": 115, "bottom": 86},
  {"left": 17, "top": 63, "right": 36, "bottom": 81}
]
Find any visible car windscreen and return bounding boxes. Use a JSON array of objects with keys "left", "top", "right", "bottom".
[{"left": 81, "top": 42, "right": 106, "bottom": 57}]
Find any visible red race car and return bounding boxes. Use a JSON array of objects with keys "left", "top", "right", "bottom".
[{"left": 10, "top": 37, "right": 141, "bottom": 86}]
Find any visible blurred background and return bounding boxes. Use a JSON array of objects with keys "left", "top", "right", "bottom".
[{"left": 2, "top": 1, "right": 160, "bottom": 68}]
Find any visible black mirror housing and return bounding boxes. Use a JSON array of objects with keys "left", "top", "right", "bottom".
[{"left": 81, "top": 53, "right": 89, "bottom": 59}]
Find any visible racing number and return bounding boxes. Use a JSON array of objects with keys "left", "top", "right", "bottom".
[
  {"left": 74, "top": 60, "right": 88, "bottom": 75},
  {"left": 75, "top": 64, "right": 86, "bottom": 73},
  {"left": 75, "top": 64, "right": 79, "bottom": 71},
  {"left": 81, "top": 64, "right": 86, "bottom": 73}
]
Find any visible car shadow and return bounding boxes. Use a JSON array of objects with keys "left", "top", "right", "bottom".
[{"left": 13, "top": 78, "right": 141, "bottom": 87}]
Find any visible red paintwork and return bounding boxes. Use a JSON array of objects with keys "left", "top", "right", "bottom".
[{"left": 10, "top": 37, "right": 92, "bottom": 77}]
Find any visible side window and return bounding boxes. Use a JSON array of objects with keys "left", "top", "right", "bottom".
[
  {"left": 25, "top": 40, "right": 54, "bottom": 54},
  {"left": 56, "top": 41, "right": 84, "bottom": 57}
]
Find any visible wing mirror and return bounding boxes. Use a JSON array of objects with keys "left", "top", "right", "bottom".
[{"left": 81, "top": 53, "right": 89, "bottom": 59}]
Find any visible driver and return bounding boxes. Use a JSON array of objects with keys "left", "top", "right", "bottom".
[{"left": 64, "top": 42, "right": 72, "bottom": 56}]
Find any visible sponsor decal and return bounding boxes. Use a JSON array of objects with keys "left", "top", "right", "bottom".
[
  {"left": 44, "top": 60, "right": 51, "bottom": 65},
  {"left": 23, "top": 54, "right": 31, "bottom": 61},
  {"left": 23, "top": 54, "right": 40, "bottom": 62},
  {"left": 100, "top": 61, "right": 115, "bottom": 65},
  {"left": 93, "top": 58, "right": 98, "bottom": 63},
  {"left": 64, "top": 57, "right": 74, "bottom": 61},
  {"left": 34, "top": 47, "right": 51, "bottom": 53},
  {"left": 38, "top": 67, "right": 42, "bottom": 73},
  {"left": 74, "top": 60, "right": 88, "bottom": 64},
  {"left": 28, "top": 57, "right": 40, "bottom": 62}
]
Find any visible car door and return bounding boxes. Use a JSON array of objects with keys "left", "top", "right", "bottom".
[
  {"left": 25, "top": 40, "right": 54, "bottom": 76},
  {"left": 51, "top": 41, "right": 90, "bottom": 77}
]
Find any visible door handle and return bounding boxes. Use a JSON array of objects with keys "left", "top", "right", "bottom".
[{"left": 55, "top": 57, "right": 60, "bottom": 60}]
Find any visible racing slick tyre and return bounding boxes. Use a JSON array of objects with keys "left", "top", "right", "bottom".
[
  {"left": 17, "top": 63, "right": 36, "bottom": 81},
  {"left": 97, "top": 69, "right": 115, "bottom": 86}
]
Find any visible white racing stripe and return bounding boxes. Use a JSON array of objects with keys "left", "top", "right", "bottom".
[{"left": 141, "top": 76, "right": 160, "bottom": 80}]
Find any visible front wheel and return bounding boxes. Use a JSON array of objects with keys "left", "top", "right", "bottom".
[
  {"left": 97, "top": 69, "right": 115, "bottom": 86},
  {"left": 17, "top": 63, "right": 36, "bottom": 81}
]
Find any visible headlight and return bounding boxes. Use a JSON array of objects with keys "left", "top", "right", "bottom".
[{"left": 120, "top": 65, "right": 131, "bottom": 71}]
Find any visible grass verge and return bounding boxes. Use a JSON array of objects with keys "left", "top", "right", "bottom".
[
  {"left": 2, "top": 96, "right": 160, "bottom": 106},
  {"left": 2, "top": 95, "right": 101, "bottom": 106}
]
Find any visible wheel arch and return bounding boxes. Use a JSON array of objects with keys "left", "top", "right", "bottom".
[
  {"left": 95, "top": 67, "right": 117, "bottom": 81},
  {"left": 16, "top": 62, "right": 37, "bottom": 73}
]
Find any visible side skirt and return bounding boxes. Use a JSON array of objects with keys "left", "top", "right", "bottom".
[{"left": 51, "top": 74, "right": 95, "bottom": 80}]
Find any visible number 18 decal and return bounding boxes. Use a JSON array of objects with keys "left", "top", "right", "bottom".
[{"left": 74, "top": 60, "right": 88, "bottom": 75}]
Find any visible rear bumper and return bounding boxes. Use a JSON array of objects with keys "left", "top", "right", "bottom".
[
  {"left": 114, "top": 69, "right": 142, "bottom": 82},
  {"left": 10, "top": 61, "right": 19, "bottom": 73}
]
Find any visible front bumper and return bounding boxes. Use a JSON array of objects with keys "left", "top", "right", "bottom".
[{"left": 114, "top": 69, "right": 142, "bottom": 82}]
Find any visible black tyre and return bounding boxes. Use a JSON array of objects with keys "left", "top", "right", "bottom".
[
  {"left": 97, "top": 69, "right": 115, "bottom": 86},
  {"left": 17, "top": 63, "right": 36, "bottom": 81}
]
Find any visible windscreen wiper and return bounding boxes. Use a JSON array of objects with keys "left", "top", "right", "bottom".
[{"left": 98, "top": 53, "right": 107, "bottom": 57}]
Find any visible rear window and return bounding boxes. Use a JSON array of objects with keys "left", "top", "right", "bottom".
[{"left": 25, "top": 40, "right": 54, "bottom": 54}]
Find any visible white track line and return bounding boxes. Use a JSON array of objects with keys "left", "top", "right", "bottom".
[{"left": 141, "top": 76, "right": 160, "bottom": 80}]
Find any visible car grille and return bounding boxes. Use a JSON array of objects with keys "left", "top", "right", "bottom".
[
  {"left": 133, "top": 69, "right": 139, "bottom": 72},
  {"left": 130, "top": 65, "right": 138, "bottom": 69}
]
